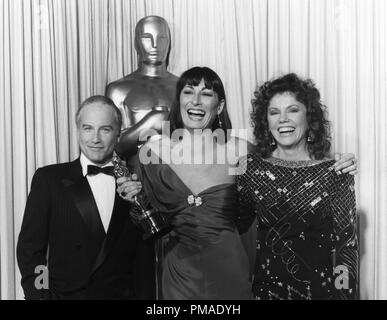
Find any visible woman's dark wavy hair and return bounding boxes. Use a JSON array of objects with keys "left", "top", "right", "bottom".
[
  {"left": 251, "top": 73, "right": 331, "bottom": 159},
  {"left": 169, "top": 66, "right": 232, "bottom": 139}
]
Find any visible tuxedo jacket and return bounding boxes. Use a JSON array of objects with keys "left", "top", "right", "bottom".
[{"left": 17, "top": 158, "right": 155, "bottom": 300}]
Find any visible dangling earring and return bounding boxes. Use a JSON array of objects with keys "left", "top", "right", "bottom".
[
  {"left": 217, "top": 114, "right": 222, "bottom": 128},
  {"left": 307, "top": 130, "right": 315, "bottom": 143},
  {"left": 270, "top": 134, "right": 276, "bottom": 146}
]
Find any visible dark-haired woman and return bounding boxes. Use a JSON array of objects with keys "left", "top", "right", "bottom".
[
  {"left": 121, "top": 66, "right": 252, "bottom": 299},
  {"left": 237, "top": 73, "right": 358, "bottom": 300}
]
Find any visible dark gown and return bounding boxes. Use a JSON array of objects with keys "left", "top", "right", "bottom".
[
  {"left": 134, "top": 157, "right": 252, "bottom": 300},
  {"left": 236, "top": 153, "right": 358, "bottom": 300}
]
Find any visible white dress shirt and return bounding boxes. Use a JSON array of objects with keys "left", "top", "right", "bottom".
[{"left": 80, "top": 153, "right": 115, "bottom": 233}]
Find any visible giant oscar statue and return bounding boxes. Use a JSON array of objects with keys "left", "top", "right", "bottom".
[
  {"left": 106, "top": 16, "right": 178, "bottom": 300},
  {"left": 106, "top": 15, "right": 178, "bottom": 159}
]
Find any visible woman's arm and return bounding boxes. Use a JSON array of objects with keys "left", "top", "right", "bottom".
[
  {"left": 236, "top": 158, "right": 259, "bottom": 281},
  {"left": 331, "top": 173, "right": 359, "bottom": 300},
  {"left": 235, "top": 156, "right": 257, "bottom": 234}
]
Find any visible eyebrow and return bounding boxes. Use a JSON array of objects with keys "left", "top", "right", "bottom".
[
  {"left": 183, "top": 85, "right": 213, "bottom": 91},
  {"left": 269, "top": 104, "right": 300, "bottom": 109},
  {"left": 81, "top": 124, "right": 114, "bottom": 128}
]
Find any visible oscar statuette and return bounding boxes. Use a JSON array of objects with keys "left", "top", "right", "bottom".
[{"left": 112, "top": 155, "right": 170, "bottom": 239}]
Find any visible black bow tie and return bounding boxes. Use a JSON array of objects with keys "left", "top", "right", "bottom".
[{"left": 87, "top": 165, "right": 114, "bottom": 177}]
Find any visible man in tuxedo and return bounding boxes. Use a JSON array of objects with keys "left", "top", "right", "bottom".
[{"left": 17, "top": 95, "right": 154, "bottom": 299}]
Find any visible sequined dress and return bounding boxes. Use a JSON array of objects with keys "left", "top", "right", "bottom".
[
  {"left": 237, "top": 153, "right": 358, "bottom": 300},
  {"left": 134, "top": 156, "right": 252, "bottom": 300}
]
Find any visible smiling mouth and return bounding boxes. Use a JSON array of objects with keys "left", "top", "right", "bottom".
[
  {"left": 187, "top": 108, "right": 206, "bottom": 120},
  {"left": 89, "top": 146, "right": 104, "bottom": 150},
  {"left": 278, "top": 126, "right": 296, "bottom": 134}
]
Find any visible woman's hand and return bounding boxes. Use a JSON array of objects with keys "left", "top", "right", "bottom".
[
  {"left": 116, "top": 174, "right": 142, "bottom": 202},
  {"left": 331, "top": 153, "right": 358, "bottom": 175}
]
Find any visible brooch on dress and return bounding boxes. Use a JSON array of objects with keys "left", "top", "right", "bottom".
[{"left": 187, "top": 195, "right": 203, "bottom": 207}]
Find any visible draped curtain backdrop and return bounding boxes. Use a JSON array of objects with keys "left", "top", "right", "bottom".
[{"left": 1, "top": 0, "right": 386, "bottom": 300}]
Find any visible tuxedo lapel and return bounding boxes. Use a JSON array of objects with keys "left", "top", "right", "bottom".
[
  {"left": 91, "top": 191, "right": 130, "bottom": 275},
  {"left": 62, "top": 159, "right": 106, "bottom": 249}
]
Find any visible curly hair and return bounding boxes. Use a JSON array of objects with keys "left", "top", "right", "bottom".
[{"left": 251, "top": 73, "right": 331, "bottom": 160}]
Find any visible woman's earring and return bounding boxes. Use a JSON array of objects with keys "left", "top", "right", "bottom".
[
  {"left": 307, "top": 131, "right": 315, "bottom": 143},
  {"left": 270, "top": 134, "right": 276, "bottom": 146},
  {"left": 218, "top": 114, "right": 222, "bottom": 128}
]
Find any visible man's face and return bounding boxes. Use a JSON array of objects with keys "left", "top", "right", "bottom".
[
  {"left": 77, "top": 103, "right": 120, "bottom": 165},
  {"left": 136, "top": 18, "right": 170, "bottom": 65}
]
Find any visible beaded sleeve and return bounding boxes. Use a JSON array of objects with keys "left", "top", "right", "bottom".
[{"left": 331, "top": 174, "right": 358, "bottom": 299}]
